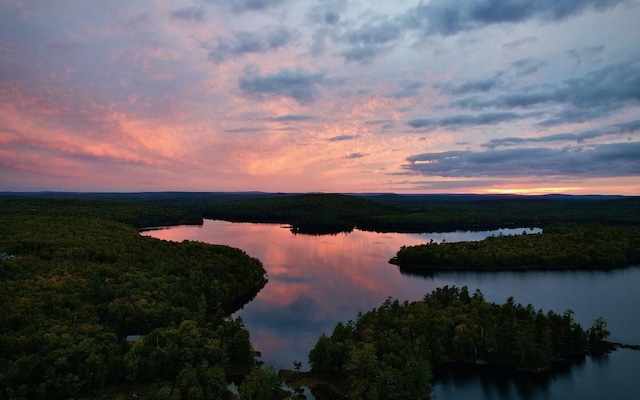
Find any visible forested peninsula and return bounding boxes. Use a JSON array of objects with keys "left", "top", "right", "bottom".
[
  {"left": 391, "top": 224, "right": 640, "bottom": 271},
  {"left": 0, "top": 207, "right": 267, "bottom": 399}
]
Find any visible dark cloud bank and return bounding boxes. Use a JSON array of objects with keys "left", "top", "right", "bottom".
[
  {"left": 405, "top": 0, "right": 625, "bottom": 36},
  {"left": 407, "top": 112, "right": 526, "bottom": 130},
  {"left": 334, "top": 0, "right": 623, "bottom": 64},
  {"left": 483, "top": 119, "right": 640, "bottom": 149},
  {"left": 454, "top": 60, "right": 640, "bottom": 116},
  {"left": 405, "top": 141, "right": 640, "bottom": 178},
  {"left": 412, "top": 58, "right": 640, "bottom": 131}
]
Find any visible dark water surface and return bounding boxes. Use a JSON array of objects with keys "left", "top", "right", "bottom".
[{"left": 143, "top": 220, "right": 640, "bottom": 399}]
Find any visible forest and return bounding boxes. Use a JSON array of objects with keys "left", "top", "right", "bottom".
[
  {"left": 0, "top": 197, "right": 202, "bottom": 229},
  {"left": 1, "top": 192, "right": 638, "bottom": 399},
  {"left": 303, "top": 286, "right": 611, "bottom": 400},
  {"left": 391, "top": 224, "right": 640, "bottom": 270},
  {"left": 193, "top": 193, "right": 640, "bottom": 234},
  {"left": 0, "top": 210, "right": 268, "bottom": 399},
  {"left": 3, "top": 192, "right": 638, "bottom": 234}
]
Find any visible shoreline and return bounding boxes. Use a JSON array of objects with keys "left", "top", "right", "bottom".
[{"left": 392, "top": 259, "right": 639, "bottom": 272}]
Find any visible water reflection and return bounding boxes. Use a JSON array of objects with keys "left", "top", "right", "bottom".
[
  {"left": 143, "top": 221, "right": 640, "bottom": 399},
  {"left": 433, "top": 349, "right": 640, "bottom": 400},
  {"left": 435, "top": 362, "right": 556, "bottom": 399},
  {"left": 414, "top": 268, "right": 640, "bottom": 345},
  {"left": 144, "top": 222, "right": 540, "bottom": 367}
]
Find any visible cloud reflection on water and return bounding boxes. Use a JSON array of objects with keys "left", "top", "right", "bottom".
[{"left": 143, "top": 220, "right": 537, "bottom": 369}]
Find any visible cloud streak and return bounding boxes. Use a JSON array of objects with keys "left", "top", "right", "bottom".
[
  {"left": 458, "top": 60, "right": 640, "bottom": 110},
  {"left": 386, "top": 80, "right": 425, "bottom": 99},
  {"left": 266, "top": 114, "right": 317, "bottom": 122},
  {"left": 341, "top": 18, "right": 402, "bottom": 63},
  {"left": 482, "top": 119, "right": 640, "bottom": 149},
  {"left": 435, "top": 75, "right": 503, "bottom": 95},
  {"left": 407, "top": 112, "right": 527, "bottom": 130},
  {"left": 406, "top": 142, "right": 640, "bottom": 178},
  {"left": 208, "top": 27, "right": 294, "bottom": 63},
  {"left": 212, "top": 0, "right": 288, "bottom": 13},
  {"left": 327, "top": 134, "right": 359, "bottom": 142},
  {"left": 238, "top": 66, "right": 330, "bottom": 104},
  {"left": 346, "top": 152, "right": 367, "bottom": 159},
  {"left": 170, "top": 5, "right": 205, "bottom": 22},
  {"left": 405, "top": 0, "right": 625, "bottom": 36}
]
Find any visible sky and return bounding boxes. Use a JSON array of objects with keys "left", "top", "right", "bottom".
[{"left": 1, "top": 0, "right": 639, "bottom": 195}]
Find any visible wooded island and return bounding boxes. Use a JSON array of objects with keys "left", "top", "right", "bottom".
[{"left": 302, "top": 286, "right": 611, "bottom": 400}]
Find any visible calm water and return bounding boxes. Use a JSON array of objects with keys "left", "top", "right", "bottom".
[{"left": 143, "top": 220, "right": 640, "bottom": 399}]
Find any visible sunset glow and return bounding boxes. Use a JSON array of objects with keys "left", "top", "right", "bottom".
[{"left": 1, "top": 1, "right": 639, "bottom": 194}]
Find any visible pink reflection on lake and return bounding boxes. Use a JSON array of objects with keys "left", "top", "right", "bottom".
[{"left": 143, "top": 220, "right": 538, "bottom": 369}]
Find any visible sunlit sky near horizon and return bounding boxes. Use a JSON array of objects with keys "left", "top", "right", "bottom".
[{"left": 1, "top": 0, "right": 639, "bottom": 195}]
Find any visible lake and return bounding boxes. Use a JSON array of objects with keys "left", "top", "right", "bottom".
[{"left": 142, "top": 220, "right": 640, "bottom": 399}]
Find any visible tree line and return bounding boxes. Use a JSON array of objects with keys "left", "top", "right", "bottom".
[
  {"left": 196, "top": 193, "right": 640, "bottom": 233},
  {"left": 4, "top": 193, "right": 639, "bottom": 234},
  {"left": 0, "top": 198, "right": 202, "bottom": 228}
]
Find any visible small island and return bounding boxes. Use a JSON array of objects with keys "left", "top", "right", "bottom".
[{"left": 293, "top": 286, "right": 612, "bottom": 400}]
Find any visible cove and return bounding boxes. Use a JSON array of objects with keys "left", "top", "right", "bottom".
[{"left": 143, "top": 220, "right": 640, "bottom": 399}]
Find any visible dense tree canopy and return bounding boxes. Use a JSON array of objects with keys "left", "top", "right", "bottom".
[
  {"left": 199, "top": 193, "right": 398, "bottom": 234},
  {"left": 3, "top": 192, "right": 639, "bottom": 234},
  {"left": 0, "top": 198, "right": 202, "bottom": 228},
  {"left": 391, "top": 224, "right": 640, "bottom": 270},
  {"left": 0, "top": 213, "right": 267, "bottom": 399},
  {"left": 197, "top": 193, "right": 640, "bottom": 234},
  {"left": 357, "top": 195, "right": 640, "bottom": 232},
  {"left": 308, "top": 286, "right": 610, "bottom": 400}
]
